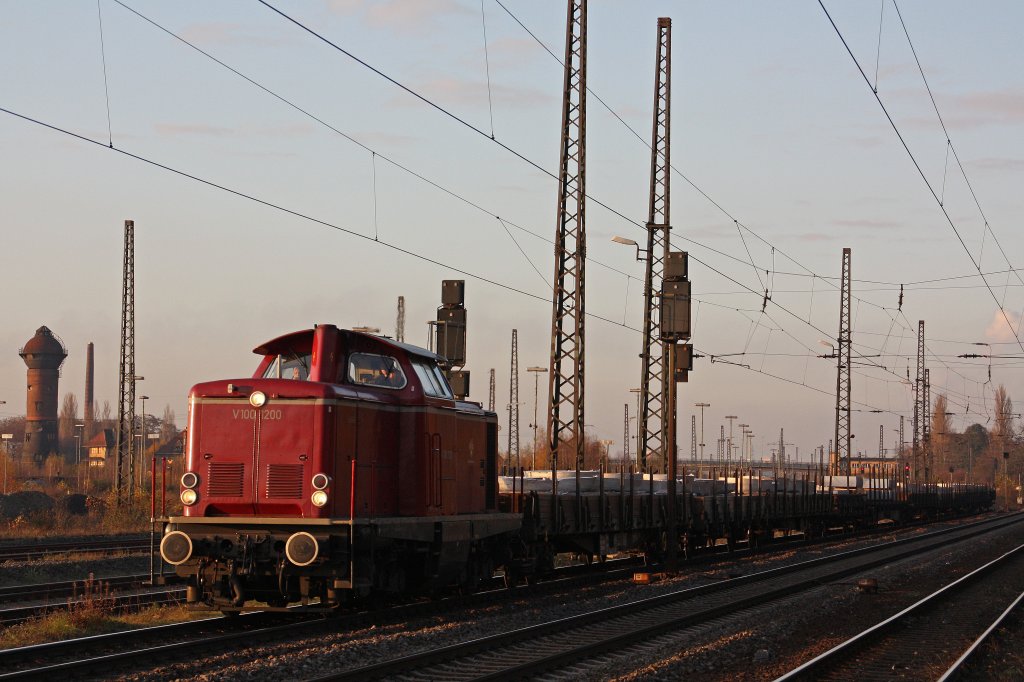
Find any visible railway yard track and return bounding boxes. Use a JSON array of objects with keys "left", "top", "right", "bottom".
[
  {"left": 0, "top": 574, "right": 183, "bottom": 627},
  {"left": 0, "top": 512, "right": 1018, "bottom": 681},
  {"left": 775, "top": 541, "right": 1024, "bottom": 681},
  {"left": 0, "top": 535, "right": 152, "bottom": 562},
  {"left": 306, "top": 513, "right": 1024, "bottom": 681}
]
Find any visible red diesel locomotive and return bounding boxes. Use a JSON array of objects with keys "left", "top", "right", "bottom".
[{"left": 160, "top": 324, "right": 519, "bottom": 611}]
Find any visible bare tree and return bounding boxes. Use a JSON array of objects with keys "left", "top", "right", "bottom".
[
  {"left": 994, "top": 384, "right": 1014, "bottom": 443},
  {"left": 160, "top": 404, "right": 177, "bottom": 445},
  {"left": 58, "top": 392, "right": 79, "bottom": 458},
  {"left": 931, "top": 394, "right": 951, "bottom": 473},
  {"left": 98, "top": 400, "right": 112, "bottom": 431}
]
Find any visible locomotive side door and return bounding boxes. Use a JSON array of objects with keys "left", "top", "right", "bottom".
[{"left": 423, "top": 404, "right": 456, "bottom": 516}]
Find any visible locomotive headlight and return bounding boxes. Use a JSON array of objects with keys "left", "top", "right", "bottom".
[
  {"left": 249, "top": 391, "right": 267, "bottom": 408},
  {"left": 181, "top": 471, "right": 199, "bottom": 489},
  {"left": 181, "top": 488, "right": 198, "bottom": 506},
  {"left": 311, "top": 473, "right": 331, "bottom": 490},
  {"left": 311, "top": 490, "right": 329, "bottom": 507}
]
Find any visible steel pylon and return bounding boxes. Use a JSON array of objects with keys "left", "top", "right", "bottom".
[
  {"left": 833, "top": 247, "right": 852, "bottom": 475},
  {"left": 114, "top": 220, "right": 136, "bottom": 505},
  {"left": 638, "top": 17, "right": 672, "bottom": 473},
  {"left": 546, "top": 0, "right": 588, "bottom": 472}
]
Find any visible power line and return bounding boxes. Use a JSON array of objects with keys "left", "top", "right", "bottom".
[{"left": 818, "top": 0, "right": 1024, "bottom": 354}]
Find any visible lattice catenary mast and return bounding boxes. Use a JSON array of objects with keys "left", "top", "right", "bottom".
[
  {"left": 912, "top": 320, "right": 925, "bottom": 482},
  {"left": 546, "top": 0, "right": 588, "bottom": 473},
  {"left": 833, "top": 247, "right": 852, "bottom": 475},
  {"left": 508, "top": 329, "right": 519, "bottom": 471},
  {"left": 637, "top": 17, "right": 672, "bottom": 473},
  {"left": 488, "top": 369, "right": 496, "bottom": 412},
  {"left": 114, "top": 220, "right": 137, "bottom": 504}
]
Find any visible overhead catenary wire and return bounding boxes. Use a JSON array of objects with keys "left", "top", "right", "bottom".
[
  {"left": 9, "top": 6, "right": 1007, "bottom": 425},
  {"left": 0, "top": 103, "right": 913, "bottom": 419},
  {"left": 112, "top": 0, "right": 926, "bottom": 402},
  {"left": 818, "top": 0, "right": 1024, "bottom": 354}
]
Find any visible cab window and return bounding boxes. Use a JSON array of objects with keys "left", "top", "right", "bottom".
[
  {"left": 411, "top": 359, "right": 454, "bottom": 398},
  {"left": 348, "top": 353, "right": 407, "bottom": 390},
  {"left": 262, "top": 352, "right": 312, "bottom": 381}
]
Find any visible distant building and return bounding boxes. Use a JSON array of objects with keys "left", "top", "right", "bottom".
[
  {"left": 86, "top": 428, "right": 115, "bottom": 467},
  {"left": 848, "top": 455, "right": 898, "bottom": 478}
]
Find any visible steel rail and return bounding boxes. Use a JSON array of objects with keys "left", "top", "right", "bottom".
[
  {"left": 0, "top": 536, "right": 151, "bottom": 562},
  {"left": 0, "top": 573, "right": 170, "bottom": 603},
  {"left": 0, "top": 587, "right": 185, "bottom": 626},
  {"left": 307, "top": 513, "right": 1024, "bottom": 681},
  {"left": 938, "top": 588, "right": 1024, "bottom": 681},
  {"left": 776, "top": 541, "right": 1024, "bottom": 680},
  {"left": 0, "top": 514, "right": 1010, "bottom": 680}
]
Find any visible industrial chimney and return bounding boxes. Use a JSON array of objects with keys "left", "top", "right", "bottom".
[{"left": 84, "top": 342, "right": 94, "bottom": 437}]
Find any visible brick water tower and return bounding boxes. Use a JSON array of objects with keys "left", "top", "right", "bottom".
[{"left": 19, "top": 326, "right": 68, "bottom": 462}]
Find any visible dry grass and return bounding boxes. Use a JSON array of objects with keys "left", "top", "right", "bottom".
[{"left": 0, "top": 574, "right": 202, "bottom": 649}]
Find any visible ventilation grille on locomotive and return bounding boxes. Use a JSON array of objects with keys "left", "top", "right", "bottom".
[
  {"left": 207, "top": 462, "right": 244, "bottom": 497},
  {"left": 267, "top": 464, "right": 304, "bottom": 499}
]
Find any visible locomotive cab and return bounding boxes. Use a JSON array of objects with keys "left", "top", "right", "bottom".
[{"left": 162, "top": 324, "right": 517, "bottom": 611}]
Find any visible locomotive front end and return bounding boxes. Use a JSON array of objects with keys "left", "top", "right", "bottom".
[{"left": 161, "top": 328, "right": 354, "bottom": 611}]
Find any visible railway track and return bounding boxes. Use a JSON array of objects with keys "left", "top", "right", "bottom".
[
  {"left": 775, "top": 541, "right": 1024, "bottom": 681},
  {"left": 307, "top": 513, "right": 1024, "bottom": 681},
  {"left": 0, "top": 514, "right": 1012, "bottom": 680},
  {"left": 0, "top": 536, "right": 151, "bottom": 562},
  {"left": 0, "top": 575, "right": 184, "bottom": 627}
]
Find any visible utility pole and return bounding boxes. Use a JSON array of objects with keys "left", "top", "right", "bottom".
[
  {"left": 739, "top": 423, "right": 749, "bottom": 466},
  {"left": 488, "top": 368, "right": 496, "bottom": 412},
  {"left": 777, "top": 428, "right": 785, "bottom": 478},
  {"left": 899, "top": 415, "right": 905, "bottom": 469},
  {"left": 834, "top": 247, "right": 852, "bottom": 476},
  {"left": 913, "top": 320, "right": 925, "bottom": 483},
  {"left": 633, "top": 16, "right": 673, "bottom": 475},
  {"left": 690, "top": 415, "right": 696, "bottom": 461},
  {"left": 395, "top": 296, "right": 405, "bottom": 343},
  {"left": 923, "top": 367, "right": 931, "bottom": 483},
  {"left": 623, "top": 404, "right": 630, "bottom": 468},
  {"left": 725, "top": 415, "right": 737, "bottom": 469},
  {"left": 507, "top": 330, "right": 519, "bottom": 472},
  {"left": 695, "top": 402, "right": 710, "bottom": 463},
  {"left": 546, "top": 0, "right": 588, "bottom": 482},
  {"left": 114, "top": 220, "right": 137, "bottom": 505}
]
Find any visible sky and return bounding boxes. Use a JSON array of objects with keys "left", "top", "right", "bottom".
[{"left": 1, "top": 0, "right": 1023, "bottom": 463}]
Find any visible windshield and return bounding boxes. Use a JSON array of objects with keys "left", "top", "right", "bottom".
[{"left": 262, "top": 352, "right": 312, "bottom": 381}]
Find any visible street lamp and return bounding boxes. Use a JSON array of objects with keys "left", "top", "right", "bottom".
[
  {"left": 694, "top": 402, "right": 710, "bottom": 464},
  {"left": 611, "top": 235, "right": 650, "bottom": 262},
  {"left": 738, "top": 424, "right": 749, "bottom": 466},
  {"left": 725, "top": 415, "right": 737, "bottom": 469},
  {"left": 629, "top": 388, "right": 642, "bottom": 468},
  {"left": 139, "top": 395, "right": 149, "bottom": 488},
  {"left": 526, "top": 367, "right": 547, "bottom": 470}
]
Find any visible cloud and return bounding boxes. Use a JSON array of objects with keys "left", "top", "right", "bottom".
[
  {"left": 179, "top": 22, "right": 292, "bottom": 48},
  {"left": 831, "top": 218, "right": 901, "bottom": 229},
  {"left": 390, "top": 78, "right": 552, "bottom": 109},
  {"left": 795, "top": 232, "right": 838, "bottom": 242},
  {"left": 970, "top": 157, "right": 1024, "bottom": 172},
  {"left": 327, "top": 0, "right": 471, "bottom": 32},
  {"left": 154, "top": 123, "right": 232, "bottom": 137},
  {"left": 985, "top": 309, "right": 1023, "bottom": 343},
  {"left": 153, "top": 123, "right": 315, "bottom": 139}
]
